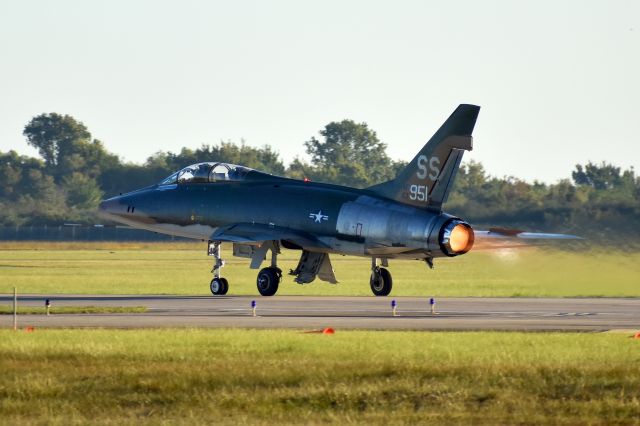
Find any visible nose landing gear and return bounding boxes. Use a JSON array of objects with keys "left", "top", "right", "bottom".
[{"left": 208, "top": 241, "right": 228, "bottom": 295}]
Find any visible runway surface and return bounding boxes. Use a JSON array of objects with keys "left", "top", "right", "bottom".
[{"left": 1, "top": 294, "right": 639, "bottom": 331}]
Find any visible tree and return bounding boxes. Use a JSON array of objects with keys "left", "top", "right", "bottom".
[
  {"left": 62, "top": 173, "right": 104, "bottom": 209},
  {"left": 0, "top": 151, "right": 24, "bottom": 197},
  {"left": 145, "top": 141, "right": 286, "bottom": 178},
  {"left": 0, "top": 151, "right": 53, "bottom": 199},
  {"left": 301, "top": 120, "right": 396, "bottom": 187},
  {"left": 23, "top": 113, "right": 90, "bottom": 167},
  {"left": 195, "top": 141, "right": 285, "bottom": 175},
  {"left": 572, "top": 162, "right": 623, "bottom": 190},
  {"left": 23, "top": 113, "right": 119, "bottom": 181}
]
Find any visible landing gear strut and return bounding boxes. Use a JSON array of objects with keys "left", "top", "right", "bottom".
[
  {"left": 370, "top": 257, "right": 392, "bottom": 296},
  {"left": 209, "top": 241, "right": 228, "bottom": 295},
  {"left": 256, "top": 242, "right": 282, "bottom": 296}
]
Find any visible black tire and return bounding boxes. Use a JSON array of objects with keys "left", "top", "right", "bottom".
[
  {"left": 257, "top": 267, "right": 281, "bottom": 296},
  {"left": 370, "top": 267, "right": 392, "bottom": 296},
  {"left": 219, "top": 277, "right": 229, "bottom": 295},
  {"left": 210, "top": 278, "right": 225, "bottom": 295}
]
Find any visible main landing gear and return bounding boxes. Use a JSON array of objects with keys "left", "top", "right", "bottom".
[
  {"left": 370, "top": 257, "right": 392, "bottom": 296},
  {"left": 209, "top": 241, "right": 228, "bottom": 295},
  {"left": 256, "top": 242, "right": 282, "bottom": 296}
]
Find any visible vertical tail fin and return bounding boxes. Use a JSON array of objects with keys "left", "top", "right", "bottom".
[{"left": 367, "top": 104, "right": 480, "bottom": 212}]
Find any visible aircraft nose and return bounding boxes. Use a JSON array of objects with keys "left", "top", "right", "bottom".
[
  {"left": 97, "top": 198, "right": 122, "bottom": 219},
  {"left": 98, "top": 199, "right": 113, "bottom": 212}
]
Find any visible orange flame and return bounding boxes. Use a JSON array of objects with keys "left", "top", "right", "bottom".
[{"left": 449, "top": 224, "right": 474, "bottom": 253}]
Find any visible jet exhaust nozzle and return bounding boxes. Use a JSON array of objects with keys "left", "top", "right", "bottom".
[{"left": 439, "top": 220, "right": 474, "bottom": 256}]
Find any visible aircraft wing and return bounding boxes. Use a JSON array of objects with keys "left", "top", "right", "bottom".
[
  {"left": 473, "top": 227, "right": 582, "bottom": 250},
  {"left": 210, "top": 223, "right": 330, "bottom": 249}
]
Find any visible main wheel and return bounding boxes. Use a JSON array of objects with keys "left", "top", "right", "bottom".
[
  {"left": 210, "top": 277, "right": 226, "bottom": 295},
  {"left": 257, "top": 267, "right": 281, "bottom": 296},
  {"left": 370, "top": 267, "right": 392, "bottom": 296},
  {"left": 219, "top": 277, "right": 229, "bottom": 295}
]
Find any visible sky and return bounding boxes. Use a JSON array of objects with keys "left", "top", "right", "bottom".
[{"left": 0, "top": 0, "right": 638, "bottom": 183}]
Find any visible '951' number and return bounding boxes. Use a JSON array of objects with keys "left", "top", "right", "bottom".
[{"left": 409, "top": 184, "right": 427, "bottom": 202}]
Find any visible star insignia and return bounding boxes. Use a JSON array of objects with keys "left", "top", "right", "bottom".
[{"left": 309, "top": 210, "right": 329, "bottom": 223}]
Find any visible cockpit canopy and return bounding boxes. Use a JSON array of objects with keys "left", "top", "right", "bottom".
[{"left": 159, "top": 162, "right": 255, "bottom": 185}]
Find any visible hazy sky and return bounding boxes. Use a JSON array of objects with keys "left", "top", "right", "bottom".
[{"left": 1, "top": 0, "right": 638, "bottom": 182}]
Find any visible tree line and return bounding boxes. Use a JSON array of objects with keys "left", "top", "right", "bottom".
[{"left": 1, "top": 113, "right": 638, "bottom": 239}]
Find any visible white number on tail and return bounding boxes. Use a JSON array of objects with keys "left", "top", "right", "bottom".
[{"left": 409, "top": 184, "right": 427, "bottom": 202}]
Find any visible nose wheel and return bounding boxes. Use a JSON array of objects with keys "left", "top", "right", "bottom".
[{"left": 210, "top": 277, "right": 229, "bottom": 295}]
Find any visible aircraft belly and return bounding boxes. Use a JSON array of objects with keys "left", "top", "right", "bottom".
[
  {"left": 315, "top": 237, "right": 365, "bottom": 255},
  {"left": 143, "top": 223, "right": 217, "bottom": 240}
]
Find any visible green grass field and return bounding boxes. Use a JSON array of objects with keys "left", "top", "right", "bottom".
[
  {"left": 0, "top": 329, "right": 639, "bottom": 425},
  {"left": 0, "top": 242, "right": 638, "bottom": 297}
]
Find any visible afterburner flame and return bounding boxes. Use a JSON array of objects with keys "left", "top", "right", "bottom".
[
  {"left": 439, "top": 220, "right": 475, "bottom": 256},
  {"left": 450, "top": 224, "right": 473, "bottom": 253}
]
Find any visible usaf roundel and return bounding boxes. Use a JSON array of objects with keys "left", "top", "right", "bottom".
[{"left": 309, "top": 210, "right": 329, "bottom": 223}]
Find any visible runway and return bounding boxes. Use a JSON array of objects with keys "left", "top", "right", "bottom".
[{"left": 1, "top": 294, "right": 639, "bottom": 331}]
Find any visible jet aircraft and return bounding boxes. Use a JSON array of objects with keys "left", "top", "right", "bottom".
[{"left": 98, "top": 104, "right": 577, "bottom": 296}]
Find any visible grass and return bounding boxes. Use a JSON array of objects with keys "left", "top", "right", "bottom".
[
  {"left": 0, "top": 329, "right": 638, "bottom": 424},
  {"left": 0, "top": 305, "right": 147, "bottom": 315},
  {"left": 0, "top": 242, "right": 638, "bottom": 297}
]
